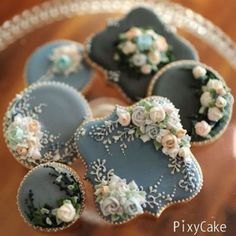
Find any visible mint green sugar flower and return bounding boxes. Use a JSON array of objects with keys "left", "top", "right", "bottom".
[{"left": 7, "top": 125, "right": 26, "bottom": 147}]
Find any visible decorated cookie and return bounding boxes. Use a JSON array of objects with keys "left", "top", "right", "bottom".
[
  {"left": 3, "top": 82, "right": 91, "bottom": 168},
  {"left": 25, "top": 40, "right": 94, "bottom": 92},
  {"left": 147, "top": 60, "right": 234, "bottom": 145},
  {"left": 17, "top": 162, "right": 85, "bottom": 231},
  {"left": 75, "top": 96, "right": 203, "bottom": 224},
  {"left": 87, "top": 7, "right": 198, "bottom": 101}
]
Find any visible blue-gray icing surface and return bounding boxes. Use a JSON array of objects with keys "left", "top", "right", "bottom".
[
  {"left": 25, "top": 40, "right": 93, "bottom": 91},
  {"left": 4, "top": 82, "right": 91, "bottom": 168},
  {"left": 75, "top": 97, "right": 203, "bottom": 223},
  {"left": 88, "top": 7, "right": 199, "bottom": 101}
]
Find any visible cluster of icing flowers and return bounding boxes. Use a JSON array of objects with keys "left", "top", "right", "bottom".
[
  {"left": 116, "top": 99, "right": 191, "bottom": 159},
  {"left": 6, "top": 115, "right": 43, "bottom": 161},
  {"left": 50, "top": 44, "right": 83, "bottom": 76},
  {"left": 24, "top": 165, "right": 83, "bottom": 228},
  {"left": 114, "top": 27, "right": 172, "bottom": 74},
  {"left": 95, "top": 174, "right": 146, "bottom": 222},
  {"left": 192, "top": 66, "right": 231, "bottom": 138}
]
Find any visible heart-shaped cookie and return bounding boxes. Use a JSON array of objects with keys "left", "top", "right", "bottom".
[
  {"left": 75, "top": 96, "right": 203, "bottom": 224},
  {"left": 87, "top": 7, "right": 198, "bottom": 102},
  {"left": 147, "top": 60, "right": 234, "bottom": 145}
]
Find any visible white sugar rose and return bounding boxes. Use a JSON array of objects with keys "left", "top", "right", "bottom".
[
  {"left": 207, "top": 79, "right": 225, "bottom": 95},
  {"left": 192, "top": 66, "right": 207, "bottom": 79},
  {"left": 145, "top": 124, "right": 160, "bottom": 139},
  {"left": 215, "top": 96, "right": 227, "bottom": 108},
  {"left": 124, "top": 197, "right": 143, "bottom": 216},
  {"left": 161, "top": 134, "right": 178, "bottom": 149},
  {"left": 195, "top": 121, "right": 211, "bottom": 137},
  {"left": 200, "top": 91, "right": 213, "bottom": 107},
  {"left": 148, "top": 51, "right": 161, "bottom": 65},
  {"left": 140, "top": 64, "right": 152, "bottom": 74},
  {"left": 117, "top": 108, "right": 131, "bottom": 126},
  {"left": 100, "top": 196, "right": 121, "bottom": 216},
  {"left": 109, "top": 175, "right": 128, "bottom": 193},
  {"left": 207, "top": 107, "right": 223, "bottom": 122},
  {"left": 155, "top": 36, "right": 168, "bottom": 51},
  {"left": 131, "top": 54, "right": 147, "bottom": 66},
  {"left": 149, "top": 106, "right": 166, "bottom": 123},
  {"left": 122, "top": 41, "right": 136, "bottom": 55},
  {"left": 178, "top": 147, "right": 191, "bottom": 158},
  {"left": 163, "top": 146, "right": 179, "bottom": 158},
  {"left": 131, "top": 106, "right": 146, "bottom": 127},
  {"left": 56, "top": 202, "right": 76, "bottom": 223}
]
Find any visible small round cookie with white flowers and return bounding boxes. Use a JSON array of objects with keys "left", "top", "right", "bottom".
[
  {"left": 148, "top": 60, "right": 234, "bottom": 145},
  {"left": 75, "top": 96, "right": 203, "bottom": 224},
  {"left": 87, "top": 7, "right": 198, "bottom": 101},
  {"left": 25, "top": 40, "right": 94, "bottom": 92},
  {"left": 3, "top": 82, "right": 91, "bottom": 168},
  {"left": 17, "top": 162, "right": 85, "bottom": 231}
]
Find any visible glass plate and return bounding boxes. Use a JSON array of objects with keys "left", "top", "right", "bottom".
[{"left": 0, "top": 0, "right": 235, "bottom": 235}]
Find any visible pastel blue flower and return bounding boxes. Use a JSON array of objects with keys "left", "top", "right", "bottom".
[{"left": 135, "top": 34, "right": 153, "bottom": 51}]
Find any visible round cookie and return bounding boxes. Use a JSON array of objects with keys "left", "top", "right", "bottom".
[
  {"left": 147, "top": 60, "right": 234, "bottom": 145},
  {"left": 25, "top": 40, "right": 94, "bottom": 92},
  {"left": 3, "top": 82, "right": 91, "bottom": 168},
  {"left": 75, "top": 96, "right": 203, "bottom": 224},
  {"left": 17, "top": 162, "right": 85, "bottom": 231},
  {"left": 87, "top": 7, "right": 199, "bottom": 101}
]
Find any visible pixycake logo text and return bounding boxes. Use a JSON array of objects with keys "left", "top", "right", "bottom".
[{"left": 173, "top": 220, "right": 227, "bottom": 235}]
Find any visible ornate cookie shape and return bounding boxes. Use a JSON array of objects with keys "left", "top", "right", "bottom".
[
  {"left": 3, "top": 82, "right": 91, "bottom": 168},
  {"left": 147, "top": 60, "right": 234, "bottom": 145},
  {"left": 87, "top": 7, "right": 198, "bottom": 101},
  {"left": 75, "top": 96, "right": 203, "bottom": 224},
  {"left": 17, "top": 162, "right": 85, "bottom": 231},
  {"left": 25, "top": 40, "right": 94, "bottom": 92}
]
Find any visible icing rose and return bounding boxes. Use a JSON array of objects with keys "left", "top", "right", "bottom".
[
  {"left": 145, "top": 124, "right": 160, "bottom": 139},
  {"left": 148, "top": 51, "right": 161, "bottom": 64},
  {"left": 7, "top": 125, "right": 25, "bottom": 147},
  {"left": 56, "top": 201, "right": 76, "bottom": 223},
  {"left": 176, "top": 128, "right": 187, "bottom": 138},
  {"left": 215, "top": 96, "right": 227, "bottom": 108},
  {"left": 178, "top": 147, "right": 191, "bottom": 158},
  {"left": 131, "top": 53, "right": 147, "bottom": 66},
  {"left": 131, "top": 106, "right": 146, "bottom": 127},
  {"left": 167, "top": 116, "right": 181, "bottom": 130},
  {"left": 124, "top": 197, "right": 143, "bottom": 216},
  {"left": 161, "top": 134, "right": 178, "bottom": 149},
  {"left": 125, "top": 27, "right": 142, "bottom": 40},
  {"left": 121, "top": 41, "right": 136, "bottom": 55},
  {"left": 27, "top": 120, "right": 41, "bottom": 133},
  {"left": 100, "top": 196, "right": 121, "bottom": 216},
  {"left": 109, "top": 175, "right": 128, "bottom": 193},
  {"left": 149, "top": 106, "right": 166, "bottom": 123},
  {"left": 117, "top": 108, "right": 131, "bottom": 126},
  {"left": 207, "top": 107, "right": 223, "bottom": 122},
  {"left": 207, "top": 79, "right": 224, "bottom": 92},
  {"left": 155, "top": 36, "right": 168, "bottom": 51},
  {"left": 200, "top": 91, "right": 213, "bottom": 107},
  {"left": 163, "top": 146, "right": 179, "bottom": 158},
  {"left": 141, "top": 64, "right": 152, "bottom": 74},
  {"left": 16, "top": 144, "right": 28, "bottom": 156},
  {"left": 195, "top": 121, "right": 211, "bottom": 137},
  {"left": 155, "top": 128, "right": 170, "bottom": 143},
  {"left": 192, "top": 66, "right": 207, "bottom": 79}
]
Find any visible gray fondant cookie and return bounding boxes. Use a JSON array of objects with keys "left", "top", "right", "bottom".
[
  {"left": 17, "top": 162, "right": 85, "bottom": 231},
  {"left": 75, "top": 96, "right": 203, "bottom": 224},
  {"left": 3, "top": 82, "right": 91, "bottom": 168},
  {"left": 25, "top": 40, "right": 94, "bottom": 92},
  {"left": 147, "top": 60, "right": 234, "bottom": 145},
  {"left": 87, "top": 7, "right": 199, "bottom": 101}
]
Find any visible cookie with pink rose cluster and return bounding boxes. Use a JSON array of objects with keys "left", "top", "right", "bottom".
[
  {"left": 87, "top": 7, "right": 198, "bottom": 101},
  {"left": 147, "top": 60, "right": 234, "bottom": 145}
]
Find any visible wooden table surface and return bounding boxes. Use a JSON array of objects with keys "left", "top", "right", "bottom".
[{"left": 0, "top": 0, "right": 236, "bottom": 236}]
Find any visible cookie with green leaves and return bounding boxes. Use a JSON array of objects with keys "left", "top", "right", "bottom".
[
  {"left": 17, "top": 162, "right": 85, "bottom": 231},
  {"left": 148, "top": 60, "right": 234, "bottom": 145},
  {"left": 75, "top": 96, "right": 203, "bottom": 224}
]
